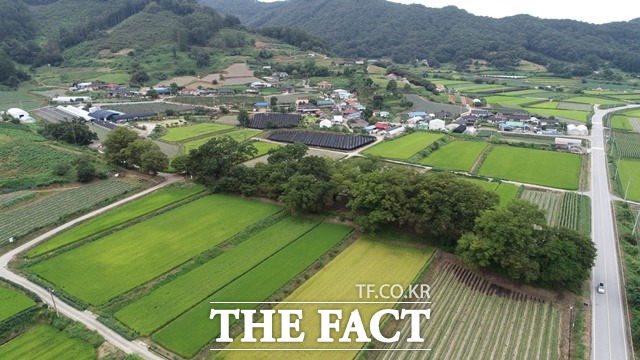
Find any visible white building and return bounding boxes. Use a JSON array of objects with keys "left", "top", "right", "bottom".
[
  {"left": 576, "top": 124, "right": 589, "bottom": 136},
  {"left": 250, "top": 81, "right": 272, "bottom": 88},
  {"left": 567, "top": 124, "right": 588, "bottom": 136},
  {"left": 429, "top": 119, "right": 446, "bottom": 131},
  {"left": 7, "top": 108, "right": 35, "bottom": 123},
  {"left": 52, "top": 96, "right": 92, "bottom": 103},
  {"left": 319, "top": 119, "right": 333, "bottom": 128},
  {"left": 385, "top": 126, "right": 406, "bottom": 138}
]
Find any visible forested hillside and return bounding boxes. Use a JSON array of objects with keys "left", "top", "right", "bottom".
[
  {"left": 0, "top": 0, "right": 243, "bottom": 87},
  {"left": 202, "top": 0, "right": 640, "bottom": 74}
]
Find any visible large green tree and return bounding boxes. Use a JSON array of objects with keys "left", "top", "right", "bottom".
[
  {"left": 42, "top": 118, "right": 98, "bottom": 146},
  {"left": 456, "top": 199, "right": 596, "bottom": 289},
  {"left": 187, "top": 136, "right": 257, "bottom": 185},
  {"left": 139, "top": 144, "right": 169, "bottom": 175},
  {"left": 280, "top": 174, "right": 334, "bottom": 213},
  {"left": 103, "top": 127, "right": 139, "bottom": 165}
]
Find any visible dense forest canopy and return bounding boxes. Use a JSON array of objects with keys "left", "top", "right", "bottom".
[{"left": 202, "top": 0, "right": 640, "bottom": 74}]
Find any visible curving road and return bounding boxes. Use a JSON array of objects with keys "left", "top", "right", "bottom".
[
  {"left": 591, "top": 105, "right": 640, "bottom": 360},
  {"left": 0, "top": 176, "right": 182, "bottom": 360}
]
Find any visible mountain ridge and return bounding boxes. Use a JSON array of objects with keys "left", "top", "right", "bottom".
[{"left": 201, "top": 0, "right": 640, "bottom": 74}]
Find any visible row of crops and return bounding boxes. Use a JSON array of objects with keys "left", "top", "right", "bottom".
[
  {"left": 613, "top": 131, "right": 640, "bottom": 159},
  {"left": 518, "top": 189, "right": 590, "bottom": 233},
  {"left": 0, "top": 191, "right": 35, "bottom": 209},
  {"left": 0, "top": 125, "right": 78, "bottom": 189},
  {"left": 519, "top": 189, "right": 562, "bottom": 225},
  {"left": 0, "top": 180, "right": 139, "bottom": 246},
  {"left": 26, "top": 183, "right": 205, "bottom": 258},
  {"left": 373, "top": 261, "right": 560, "bottom": 360},
  {"left": 26, "top": 194, "right": 356, "bottom": 358},
  {"left": 218, "top": 238, "right": 434, "bottom": 360}
]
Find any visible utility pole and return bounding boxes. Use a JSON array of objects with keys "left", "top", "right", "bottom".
[{"left": 48, "top": 288, "right": 59, "bottom": 317}]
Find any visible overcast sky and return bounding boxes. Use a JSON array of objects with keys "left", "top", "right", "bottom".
[{"left": 260, "top": 0, "right": 637, "bottom": 24}]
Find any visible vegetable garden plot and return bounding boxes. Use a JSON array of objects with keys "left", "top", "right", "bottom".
[
  {"left": 373, "top": 261, "right": 560, "bottom": 360},
  {"left": 362, "top": 132, "right": 443, "bottom": 160},
  {"left": 629, "top": 118, "right": 640, "bottom": 133},
  {"left": 519, "top": 189, "right": 563, "bottom": 225},
  {"left": 478, "top": 146, "right": 581, "bottom": 190},
  {"left": 613, "top": 131, "right": 640, "bottom": 159},
  {"left": 0, "top": 180, "right": 139, "bottom": 246},
  {"left": 267, "top": 130, "right": 375, "bottom": 151},
  {"left": 161, "top": 123, "right": 234, "bottom": 142}
]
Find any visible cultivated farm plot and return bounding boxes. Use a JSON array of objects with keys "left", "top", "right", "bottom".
[
  {"left": 161, "top": 123, "right": 234, "bottom": 142},
  {"left": 371, "top": 261, "right": 561, "bottom": 360},
  {"left": 557, "top": 102, "right": 593, "bottom": 111},
  {"left": 557, "top": 192, "right": 590, "bottom": 234},
  {"left": 252, "top": 141, "right": 281, "bottom": 158},
  {"left": 29, "top": 195, "right": 282, "bottom": 306},
  {"left": 362, "top": 132, "right": 443, "bottom": 160},
  {"left": 0, "top": 284, "right": 36, "bottom": 322},
  {"left": 478, "top": 146, "right": 581, "bottom": 190},
  {"left": 404, "top": 94, "right": 467, "bottom": 116},
  {"left": 461, "top": 178, "right": 519, "bottom": 206},
  {"left": 613, "top": 131, "right": 640, "bottom": 159},
  {"left": 419, "top": 141, "right": 488, "bottom": 171},
  {"left": 182, "top": 129, "right": 262, "bottom": 153},
  {"left": 0, "top": 180, "right": 139, "bottom": 246},
  {"left": 611, "top": 115, "right": 633, "bottom": 131},
  {"left": 0, "top": 191, "right": 35, "bottom": 210},
  {"left": 0, "top": 125, "right": 77, "bottom": 189},
  {"left": 484, "top": 96, "right": 542, "bottom": 108},
  {"left": 0, "top": 90, "right": 45, "bottom": 111},
  {"left": 217, "top": 237, "right": 434, "bottom": 360},
  {"left": 629, "top": 118, "right": 640, "bottom": 133},
  {"left": 564, "top": 97, "right": 624, "bottom": 106},
  {"left": 494, "top": 183, "right": 521, "bottom": 206},
  {"left": 153, "top": 223, "right": 354, "bottom": 358},
  {"left": 617, "top": 159, "right": 640, "bottom": 202},
  {"left": 526, "top": 77, "right": 580, "bottom": 85},
  {"left": 524, "top": 107, "right": 589, "bottom": 122},
  {"left": 27, "top": 183, "right": 205, "bottom": 258},
  {"left": 529, "top": 101, "right": 559, "bottom": 109},
  {"left": 116, "top": 217, "right": 322, "bottom": 336},
  {"left": 0, "top": 325, "right": 95, "bottom": 360},
  {"left": 519, "top": 189, "right": 563, "bottom": 225}
]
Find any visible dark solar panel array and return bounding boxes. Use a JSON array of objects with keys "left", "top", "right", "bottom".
[
  {"left": 248, "top": 114, "right": 302, "bottom": 129},
  {"left": 267, "top": 130, "right": 375, "bottom": 151},
  {"left": 93, "top": 120, "right": 117, "bottom": 130},
  {"left": 111, "top": 112, "right": 158, "bottom": 121}
]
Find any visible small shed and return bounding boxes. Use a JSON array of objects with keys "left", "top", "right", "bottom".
[{"left": 319, "top": 119, "right": 333, "bottom": 128}]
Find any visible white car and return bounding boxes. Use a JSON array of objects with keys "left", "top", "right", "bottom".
[{"left": 597, "top": 282, "right": 605, "bottom": 294}]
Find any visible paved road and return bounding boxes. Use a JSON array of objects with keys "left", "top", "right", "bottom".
[
  {"left": 591, "top": 105, "right": 640, "bottom": 360},
  {"left": 0, "top": 176, "right": 182, "bottom": 360}
]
